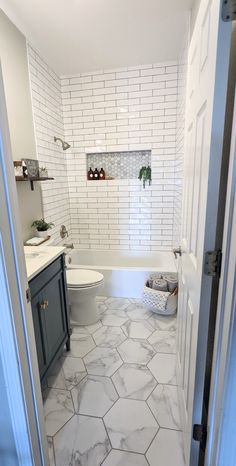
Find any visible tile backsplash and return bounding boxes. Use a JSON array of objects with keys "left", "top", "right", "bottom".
[
  {"left": 62, "top": 62, "right": 177, "bottom": 251},
  {"left": 28, "top": 45, "right": 71, "bottom": 244},
  {"left": 28, "top": 47, "right": 181, "bottom": 251},
  {"left": 87, "top": 150, "right": 151, "bottom": 179}
]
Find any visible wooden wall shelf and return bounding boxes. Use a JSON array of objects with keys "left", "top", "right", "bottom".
[{"left": 15, "top": 176, "right": 54, "bottom": 191}]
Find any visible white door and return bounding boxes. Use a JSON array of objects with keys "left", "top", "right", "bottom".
[
  {"left": 176, "top": 0, "right": 231, "bottom": 464},
  {"left": 206, "top": 81, "right": 236, "bottom": 466}
]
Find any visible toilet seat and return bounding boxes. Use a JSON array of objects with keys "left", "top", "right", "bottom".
[{"left": 66, "top": 269, "right": 104, "bottom": 289}]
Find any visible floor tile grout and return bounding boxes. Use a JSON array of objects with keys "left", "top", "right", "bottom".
[{"left": 44, "top": 296, "right": 182, "bottom": 466}]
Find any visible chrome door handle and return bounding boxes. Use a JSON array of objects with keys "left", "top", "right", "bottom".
[{"left": 173, "top": 246, "right": 182, "bottom": 259}]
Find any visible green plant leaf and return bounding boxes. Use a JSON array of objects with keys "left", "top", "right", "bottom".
[{"left": 31, "top": 218, "right": 54, "bottom": 231}]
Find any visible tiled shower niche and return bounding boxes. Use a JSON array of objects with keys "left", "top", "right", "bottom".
[{"left": 87, "top": 150, "right": 151, "bottom": 180}]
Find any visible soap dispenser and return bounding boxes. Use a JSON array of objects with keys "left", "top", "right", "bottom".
[
  {"left": 87, "top": 167, "right": 94, "bottom": 180},
  {"left": 94, "top": 168, "right": 99, "bottom": 180},
  {"left": 99, "top": 167, "right": 106, "bottom": 180}
]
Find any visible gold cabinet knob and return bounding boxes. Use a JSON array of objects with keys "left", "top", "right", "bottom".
[{"left": 40, "top": 300, "right": 49, "bottom": 310}]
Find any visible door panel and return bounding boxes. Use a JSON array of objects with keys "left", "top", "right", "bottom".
[
  {"left": 31, "top": 293, "right": 47, "bottom": 378},
  {"left": 42, "top": 271, "right": 67, "bottom": 362},
  {"left": 176, "top": 0, "right": 231, "bottom": 464}
]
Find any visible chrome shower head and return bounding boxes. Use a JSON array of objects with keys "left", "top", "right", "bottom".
[
  {"left": 62, "top": 140, "right": 71, "bottom": 151},
  {"left": 54, "top": 136, "right": 71, "bottom": 151}
]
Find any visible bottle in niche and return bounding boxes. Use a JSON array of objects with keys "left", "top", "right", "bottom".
[
  {"left": 99, "top": 167, "right": 106, "bottom": 180},
  {"left": 87, "top": 167, "right": 94, "bottom": 180},
  {"left": 93, "top": 168, "right": 99, "bottom": 180}
]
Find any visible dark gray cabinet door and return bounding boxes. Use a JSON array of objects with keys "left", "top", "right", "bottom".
[
  {"left": 31, "top": 292, "right": 48, "bottom": 378},
  {"left": 41, "top": 270, "right": 67, "bottom": 364},
  {"left": 30, "top": 255, "right": 70, "bottom": 381}
]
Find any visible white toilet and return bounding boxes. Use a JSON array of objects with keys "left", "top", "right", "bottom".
[{"left": 66, "top": 269, "right": 104, "bottom": 326}]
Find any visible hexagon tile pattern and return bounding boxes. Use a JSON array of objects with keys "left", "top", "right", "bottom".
[
  {"left": 71, "top": 375, "right": 118, "bottom": 416},
  {"left": 104, "top": 398, "right": 158, "bottom": 453},
  {"left": 43, "top": 296, "right": 184, "bottom": 466}
]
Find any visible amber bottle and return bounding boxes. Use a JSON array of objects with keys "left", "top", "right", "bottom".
[
  {"left": 87, "top": 167, "right": 94, "bottom": 180},
  {"left": 93, "top": 168, "right": 99, "bottom": 180},
  {"left": 99, "top": 168, "right": 106, "bottom": 180}
]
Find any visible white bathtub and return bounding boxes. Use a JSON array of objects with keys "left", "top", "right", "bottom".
[{"left": 66, "top": 249, "right": 177, "bottom": 298}]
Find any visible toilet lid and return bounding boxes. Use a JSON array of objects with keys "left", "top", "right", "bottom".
[{"left": 66, "top": 269, "right": 104, "bottom": 287}]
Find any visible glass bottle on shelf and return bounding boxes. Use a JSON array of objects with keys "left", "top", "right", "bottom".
[
  {"left": 99, "top": 167, "right": 106, "bottom": 180},
  {"left": 87, "top": 167, "right": 94, "bottom": 180},
  {"left": 94, "top": 168, "right": 99, "bottom": 180}
]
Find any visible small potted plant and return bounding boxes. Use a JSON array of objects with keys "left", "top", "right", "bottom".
[
  {"left": 39, "top": 166, "right": 48, "bottom": 178},
  {"left": 31, "top": 218, "right": 54, "bottom": 238}
]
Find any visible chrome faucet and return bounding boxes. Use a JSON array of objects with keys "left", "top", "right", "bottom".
[
  {"left": 60, "top": 225, "right": 69, "bottom": 239},
  {"left": 173, "top": 246, "right": 182, "bottom": 259}
]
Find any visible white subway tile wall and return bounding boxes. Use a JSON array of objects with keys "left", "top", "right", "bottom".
[
  {"left": 28, "top": 45, "right": 71, "bottom": 244},
  {"left": 62, "top": 63, "right": 178, "bottom": 251}
]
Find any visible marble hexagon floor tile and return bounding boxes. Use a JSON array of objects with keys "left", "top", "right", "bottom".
[
  {"left": 103, "top": 309, "right": 128, "bottom": 317},
  {"left": 96, "top": 299, "right": 108, "bottom": 315},
  {"left": 146, "top": 428, "right": 185, "bottom": 466},
  {"left": 126, "top": 300, "right": 146, "bottom": 309},
  {"left": 122, "top": 320, "right": 154, "bottom": 339},
  {"left": 148, "top": 353, "right": 177, "bottom": 385},
  {"left": 71, "top": 375, "right": 118, "bottom": 417},
  {"left": 112, "top": 363, "right": 157, "bottom": 400},
  {"left": 148, "top": 329, "right": 176, "bottom": 353},
  {"left": 83, "top": 347, "right": 123, "bottom": 376},
  {"left": 96, "top": 296, "right": 107, "bottom": 301},
  {"left": 68, "top": 334, "right": 96, "bottom": 358},
  {"left": 43, "top": 297, "right": 181, "bottom": 466},
  {"left": 72, "top": 321, "right": 102, "bottom": 336},
  {"left": 148, "top": 314, "right": 177, "bottom": 332},
  {"left": 61, "top": 357, "right": 87, "bottom": 389},
  {"left": 103, "top": 398, "right": 158, "bottom": 454},
  {"left": 101, "top": 312, "right": 128, "bottom": 327},
  {"left": 102, "top": 449, "right": 149, "bottom": 466},
  {"left": 93, "top": 326, "right": 126, "bottom": 348},
  {"left": 53, "top": 415, "right": 111, "bottom": 466},
  {"left": 126, "top": 305, "right": 153, "bottom": 321},
  {"left": 147, "top": 384, "right": 181, "bottom": 429},
  {"left": 47, "top": 437, "right": 55, "bottom": 466},
  {"left": 117, "top": 339, "right": 155, "bottom": 365},
  {"left": 105, "top": 297, "right": 130, "bottom": 311},
  {"left": 47, "top": 357, "right": 87, "bottom": 390},
  {"left": 85, "top": 321, "right": 103, "bottom": 334},
  {"left": 43, "top": 388, "right": 74, "bottom": 436},
  {"left": 47, "top": 359, "right": 66, "bottom": 390}
]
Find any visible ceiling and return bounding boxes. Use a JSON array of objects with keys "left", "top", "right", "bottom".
[{"left": 0, "top": 0, "right": 193, "bottom": 76}]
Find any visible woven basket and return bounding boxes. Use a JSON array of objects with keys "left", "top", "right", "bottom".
[{"left": 142, "top": 281, "right": 177, "bottom": 316}]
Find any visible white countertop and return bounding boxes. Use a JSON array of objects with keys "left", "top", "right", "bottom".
[{"left": 24, "top": 246, "right": 66, "bottom": 281}]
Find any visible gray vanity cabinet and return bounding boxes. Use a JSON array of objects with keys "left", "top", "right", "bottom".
[{"left": 29, "top": 254, "right": 70, "bottom": 381}]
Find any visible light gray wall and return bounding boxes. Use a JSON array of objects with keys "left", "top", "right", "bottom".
[
  {"left": 190, "top": 0, "right": 201, "bottom": 37},
  {"left": 0, "top": 356, "right": 17, "bottom": 466},
  {"left": 0, "top": 9, "right": 42, "bottom": 242}
]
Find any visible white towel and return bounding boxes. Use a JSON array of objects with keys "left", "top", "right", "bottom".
[
  {"left": 152, "top": 278, "right": 168, "bottom": 292},
  {"left": 162, "top": 274, "right": 178, "bottom": 292}
]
